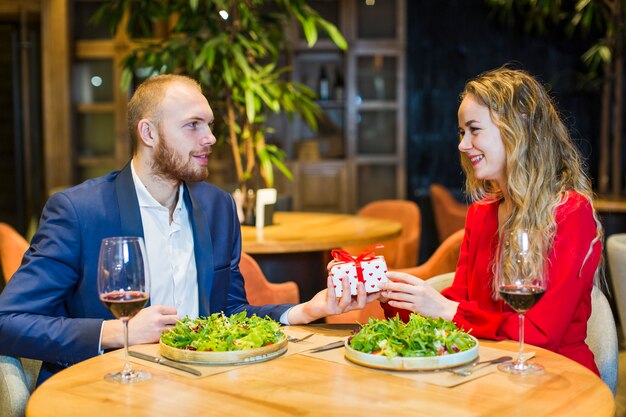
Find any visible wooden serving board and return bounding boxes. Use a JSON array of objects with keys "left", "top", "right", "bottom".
[{"left": 159, "top": 337, "right": 288, "bottom": 365}]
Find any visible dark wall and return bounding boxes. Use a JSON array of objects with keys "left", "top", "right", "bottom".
[{"left": 406, "top": 0, "right": 599, "bottom": 261}]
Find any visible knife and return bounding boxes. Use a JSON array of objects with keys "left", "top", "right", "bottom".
[
  {"left": 308, "top": 340, "right": 346, "bottom": 353},
  {"left": 128, "top": 351, "right": 202, "bottom": 376}
]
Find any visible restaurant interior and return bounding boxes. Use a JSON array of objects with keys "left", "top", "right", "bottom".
[{"left": 0, "top": 0, "right": 625, "bottom": 416}]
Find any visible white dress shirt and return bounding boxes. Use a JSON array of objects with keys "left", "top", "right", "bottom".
[{"left": 131, "top": 161, "right": 199, "bottom": 319}]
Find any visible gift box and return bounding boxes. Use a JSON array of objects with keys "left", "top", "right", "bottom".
[{"left": 329, "top": 245, "right": 388, "bottom": 297}]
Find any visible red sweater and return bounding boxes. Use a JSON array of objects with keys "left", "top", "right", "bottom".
[{"left": 383, "top": 191, "right": 601, "bottom": 375}]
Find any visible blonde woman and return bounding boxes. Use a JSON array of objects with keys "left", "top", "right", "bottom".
[{"left": 378, "top": 67, "right": 603, "bottom": 375}]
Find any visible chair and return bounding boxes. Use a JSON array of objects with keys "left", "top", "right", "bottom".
[
  {"left": 585, "top": 286, "right": 618, "bottom": 395},
  {"left": 394, "top": 229, "right": 464, "bottom": 280},
  {"left": 342, "top": 200, "right": 421, "bottom": 269},
  {"left": 239, "top": 252, "right": 300, "bottom": 305},
  {"left": 0, "top": 223, "right": 29, "bottom": 284},
  {"left": 0, "top": 356, "right": 41, "bottom": 417},
  {"left": 607, "top": 233, "right": 626, "bottom": 339},
  {"left": 429, "top": 184, "right": 469, "bottom": 243},
  {"left": 325, "top": 232, "right": 462, "bottom": 324}
]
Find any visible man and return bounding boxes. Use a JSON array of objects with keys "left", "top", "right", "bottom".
[{"left": 0, "top": 74, "right": 373, "bottom": 384}]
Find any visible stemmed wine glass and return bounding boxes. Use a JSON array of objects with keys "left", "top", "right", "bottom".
[
  {"left": 97, "top": 236, "right": 151, "bottom": 383},
  {"left": 496, "top": 229, "right": 547, "bottom": 375}
]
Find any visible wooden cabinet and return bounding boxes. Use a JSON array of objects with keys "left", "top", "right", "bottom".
[{"left": 284, "top": 0, "right": 406, "bottom": 213}]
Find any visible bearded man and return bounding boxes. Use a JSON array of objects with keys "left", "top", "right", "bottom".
[{"left": 0, "top": 75, "right": 371, "bottom": 385}]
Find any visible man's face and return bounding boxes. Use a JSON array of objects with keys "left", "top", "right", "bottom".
[{"left": 151, "top": 82, "right": 217, "bottom": 183}]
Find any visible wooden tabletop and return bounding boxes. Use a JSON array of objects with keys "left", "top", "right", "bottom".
[
  {"left": 241, "top": 212, "right": 402, "bottom": 254},
  {"left": 27, "top": 325, "right": 614, "bottom": 417},
  {"left": 595, "top": 197, "right": 626, "bottom": 213}
]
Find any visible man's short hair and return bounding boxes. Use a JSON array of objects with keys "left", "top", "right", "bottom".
[{"left": 127, "top": 74, "right": 201, "bottom": 154}]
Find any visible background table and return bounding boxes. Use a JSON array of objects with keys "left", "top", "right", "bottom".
[
  {"left": 27, "top": 325, "right": 615, "bottom": 417},
  {"left": 241, "top": 212, "right": 402, "bottom": 300}
]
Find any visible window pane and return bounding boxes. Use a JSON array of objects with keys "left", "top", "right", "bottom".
[
  {"left": 73, "top": 1, "right": 111, "bottom": 40},
  {"left": 357, "top": 110, "right": 396, "bottom": 155},
  {"left": 76, "top": 112, "right": 115, "bottom": 157},
  {"left": 357, "top": 0, "right": 397, "bottom": 39},
  {"left": 357, "top": 164, "right": 396, "bottom": 207},
  {"left": 73, "top": 60, "right": 114, "bottom": 103},
  {"left": 356, "top": 56, "right": 396, "bottom": 101}
]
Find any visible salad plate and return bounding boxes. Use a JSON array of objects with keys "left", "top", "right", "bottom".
[
  {"left": 344, "top": 336, "right": 478, "bottom": 371},
  {"left": 159, "top": 337, "right": 288, "bottom": 365},
  {"left": 344, "top": 314, "right": 479, "bottom": 371},
  {"left": 159, "top": 312, "right": 288, "bottom": 366}
]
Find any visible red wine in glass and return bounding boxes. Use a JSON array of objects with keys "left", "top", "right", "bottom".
[
  {"left": 499, "top": 285, "right": 545, "bottom": 313},
  {"left": 496, "top": 229, "right": 547, "bottom": 375},
  {"left": 97, "top": 236, "right": 151, "bottom": 384},
  {"left": 100, "top": 291, "right": 150, "bottom": 319}
]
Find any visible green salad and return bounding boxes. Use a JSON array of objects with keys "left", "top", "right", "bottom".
[
  {"left": 160, "top": 312, "right": 284, "bottom": 351},
  {"left": 348, "top": 314, "right": 476, "bottom": 358}
]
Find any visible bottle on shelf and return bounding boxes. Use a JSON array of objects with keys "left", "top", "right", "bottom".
[
  {"left": 333, "top": 66, "right": 344, "bottom": 101},
  {"left": 318, "top": 66, "right": 330, "bottom": 101}
]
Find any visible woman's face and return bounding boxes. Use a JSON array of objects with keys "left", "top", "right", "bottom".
[{"left": 458, "top": 94, "right": 507, "bottom": 187}]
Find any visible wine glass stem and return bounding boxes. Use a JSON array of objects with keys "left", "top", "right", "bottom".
[
  {"left": 517, "top": 312, "right": 526, "bottom": 366},
  {"left": 122, "top": 318, "right": 132, "bottom": 377}
]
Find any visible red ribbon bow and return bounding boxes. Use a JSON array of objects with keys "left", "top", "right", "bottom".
[{"left": 331, "top": 244, "right": 384, "bottom": 284}]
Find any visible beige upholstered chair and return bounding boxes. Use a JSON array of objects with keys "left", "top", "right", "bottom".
[
  {"left": 0, "top": 356, "right": 41, "bottom": 417},
  {"left": 607, "top": 233, "right": 626, "bottom": 339},
  {"left": 585, "top": 285, "right": 618, "bottom": 395}
]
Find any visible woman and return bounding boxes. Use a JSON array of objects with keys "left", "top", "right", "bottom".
[{"left": 378, "top": 67, "right": 603, "bottom": 375}]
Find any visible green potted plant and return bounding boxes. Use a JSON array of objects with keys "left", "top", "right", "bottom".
[{"left": 95, "top": 0, "right": 347, "bottom": 222}]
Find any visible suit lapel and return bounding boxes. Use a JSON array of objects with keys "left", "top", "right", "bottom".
[
  {"left": 114, "top": 163, "right": 145, "bottom": 239},
  {"left": 184, "top": 183, "right": 213, "bottom": 316}
]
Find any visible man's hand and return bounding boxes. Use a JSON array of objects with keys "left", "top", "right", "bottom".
[
  {"left": 101, "top": 305, "right": 179, "bottom": 349},
  {"left": 287, "top": 275, "right": 381, "bottom": 324}
]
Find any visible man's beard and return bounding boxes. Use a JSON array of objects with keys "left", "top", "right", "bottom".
[{"left": 152, "top": 129, "right": 210, "bottom": 183}]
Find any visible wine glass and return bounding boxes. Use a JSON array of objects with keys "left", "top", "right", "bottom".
[
  {"left": 496, "top": 229, "right": 547, "bottom": 375},
  {"left": 97, "top": 236, "right": 151, "bottom": 383}
]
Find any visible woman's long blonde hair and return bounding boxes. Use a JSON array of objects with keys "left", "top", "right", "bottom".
[{"left": 459, "top": 67, "right": 603, "bottom": 294}]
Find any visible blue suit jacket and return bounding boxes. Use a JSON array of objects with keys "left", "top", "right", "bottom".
[{"left": 0, "top": 163, "right": 292, "bottom": 383}]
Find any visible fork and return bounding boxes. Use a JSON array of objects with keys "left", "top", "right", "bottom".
[
  {"left": 286, "top": 333, "right": 315, "bottom": 343},
  {"left": 448, "top": 355, "right": 512, "bottom": 376}
]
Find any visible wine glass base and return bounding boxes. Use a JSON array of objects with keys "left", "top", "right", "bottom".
[
  {"left": 104, "top": 369, "right": 152, "bottom": 384},
  {"left": 497, "top": 361, "right": 544, "bottom": 375}
]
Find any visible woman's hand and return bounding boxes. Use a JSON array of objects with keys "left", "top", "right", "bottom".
[
  {"left": 287, "top": 275, "right": 381, "bottom": 324},
  {"left": 378, "top": 271, "right": 459, "bottom": 321}
]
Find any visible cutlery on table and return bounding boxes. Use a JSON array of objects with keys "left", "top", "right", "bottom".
[
  {"left": 286, "top": 333, "right": 315, "bottom": 343},
  {"left": 128, "top": 351, "right": 202, "bottom": 376},
  {"left": 448, "top": 355, "right": 512, "bottom": 376},
  {"left": 308, "top": 340, "right": 346, "bottom": 353}
]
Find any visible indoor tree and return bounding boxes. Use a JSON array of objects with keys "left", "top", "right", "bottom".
[{"left": 94, "top": 0, "right": 347, "bottom": 197}]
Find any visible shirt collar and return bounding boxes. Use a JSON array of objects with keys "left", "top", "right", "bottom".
[{"left": 130, "top": 159, "right": 185, "bottom": 212}]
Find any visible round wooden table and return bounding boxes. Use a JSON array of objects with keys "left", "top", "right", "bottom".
[
  {"left": 241, "top": 212, "right": 402, "bottom": 300},
  {"left": 241, "top": 212, "right": 402, "bottom": 254},
  {"left": 26, "top": 325, "right": 615, "bottom": 417}
]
